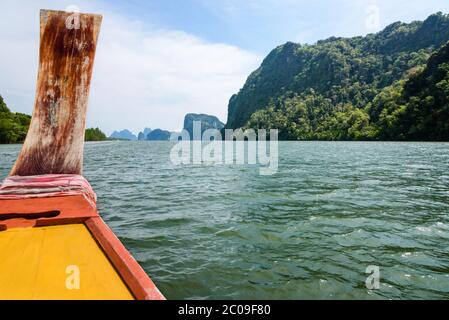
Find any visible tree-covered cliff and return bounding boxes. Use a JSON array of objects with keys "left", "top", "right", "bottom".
[
  {"left": 228, "top": 12, "right": 449, "bottom": 141},
  {"left": 0, "top": 95, "right": 31, "bottom": 144},
  {"left": 85, "top": 127, "right": 107, "bottom": 141},
  {"left": 373, "top": 40, "right": 449, "bottom": 140}
]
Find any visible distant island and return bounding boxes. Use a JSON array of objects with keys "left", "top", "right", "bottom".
[
  {"left": 227, "top": 12, "right": 449, "bottom": 141},
  {"left": 111, "top": 113, "right": 225, "bottom": 141},
  {"left": 184, "top": 113, "right": 224, "bottom": 140},
  {"left": 85, "top": 128, "right": 108, "bottom": 141},
  {"left": 109, "top": 128, "right": 172, "bottom": 141},
  {"left": 110, "top": 129, "right": 138, "bottom": 141},
  {"left": 146, "top": 129, "right": 172, "bottom": 141},
  {"left": 138, "top": 128, "right": 153, "bottom": 141}
]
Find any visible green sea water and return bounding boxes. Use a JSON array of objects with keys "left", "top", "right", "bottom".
[{"left": 1, "top": 141, "right": 449, "bottom": 299}]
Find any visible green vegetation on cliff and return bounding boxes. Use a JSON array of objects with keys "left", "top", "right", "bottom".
[
  {"left": 0, "top": 95, "right": 31, "bottom": 144},
  {"left": 229, "top": 12, "right": 449, "bottom": 141},
  {"left": 373, "top": 41, "right": 449, "bottom": 140},
  {"left": 85, "top": 127, "right": 108, "bottom": 141}
]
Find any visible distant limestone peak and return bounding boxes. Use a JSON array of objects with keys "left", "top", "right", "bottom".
[
  {"left": 109, "top": 129, "right": 137, "bottom": 141},
  {"left": 138, "top": 128, "right": 152, "bottom": 141},
  {"left": 183, "top": 113, "right": 224, "bottom": 139},
  {"left": 146, "top": 129, "right": 171, "bottom": 141}
]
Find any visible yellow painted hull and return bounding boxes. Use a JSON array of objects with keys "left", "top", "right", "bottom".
[
  {"left": 0, "top": 224, "right": 133, "bottom": 300},
  {"left": 0, "top": 10, "right": 165, "bottom": 301}
]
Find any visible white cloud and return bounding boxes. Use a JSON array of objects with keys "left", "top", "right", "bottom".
[{"left": 0, "top": 0, "right": 261, "bottom": 134}]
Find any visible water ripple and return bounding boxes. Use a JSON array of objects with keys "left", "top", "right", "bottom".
[{"left": 1, "top": 141, "right": 449, "bottom": 299}]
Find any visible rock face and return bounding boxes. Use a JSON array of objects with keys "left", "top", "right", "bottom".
[
  {"left": 146, "top": 129, "right": 171, "bottom": 141},
  {"left": 225, "top": 12, "right": 449, "bottom": 129},
  {"left": 183, "top": 113, "right": 224, "bottom": 140},
  {"left": 137, "top": 132, "right": 145, "bottom": 141},
  {"left": 138, "top": 128, "right": 152, "bottom": 141},
  {"left": 109, "top": 129, "right": 137, "bottom": 141}
]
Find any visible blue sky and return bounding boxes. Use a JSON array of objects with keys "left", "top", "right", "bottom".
[
  {"left": 0, "top": 0, "right": 449, "bottom": 134},
  {"left": 103, "top": 0, "right": 449, "bottom": 54}
]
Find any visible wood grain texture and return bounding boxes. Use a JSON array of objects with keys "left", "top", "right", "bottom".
[{"left": 10, "top": 10, "right": 102, "bottom": 176}]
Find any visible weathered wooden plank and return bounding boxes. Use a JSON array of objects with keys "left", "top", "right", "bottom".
[{"left": 10, "top": 9, "right": 102, "bottom": 176}]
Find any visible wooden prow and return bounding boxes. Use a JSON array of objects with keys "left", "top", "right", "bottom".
[{"left": 10, "top": 10, "right": 102, "bottom": 176}]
